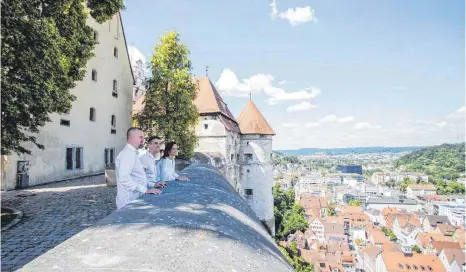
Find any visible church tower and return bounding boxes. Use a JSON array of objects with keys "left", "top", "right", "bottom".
[{"left": 237, "top": 99, "right": 276, "bottom": 235}]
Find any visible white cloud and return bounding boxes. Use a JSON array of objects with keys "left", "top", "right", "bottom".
[
  {"left": 281, "top": 122, "right": 299, "bottom": 128},
  {"left": 446, "top": 106, "right": 465, "bottom": 119},
  {"left": 215, "top": 68, "right": 321, "bottom": 105},
  {"left": 337, "top": 116, "right": 355, "bottom": 123},
  {"left": 353, "top": 122, "right": 382, "bottom": 130},
  {"left": 270, "top": 0, "right": 316, "bottom": 26},
  {"left": 278, "top": 80, "right": 295, "bottom": 85},
  {"left": 319, "top": 115, "right": 338, "bottom": 123},
  {"left": 286, "top": 101, "right": 317, "bottom": 112},
  {"left": 317, "top": 115, "right": 355, "bottom": 124},
  {"left": 305, "top": 122, "right": 321, "bottom": 128}
]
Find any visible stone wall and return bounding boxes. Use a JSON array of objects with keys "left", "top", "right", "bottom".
[{"left": 20, "top": 164, "right": 293, "bottom": 272}]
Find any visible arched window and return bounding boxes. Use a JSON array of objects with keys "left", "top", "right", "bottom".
[
  {"left": 89, "top": 108, "right": 95, "bottom": 121},
  {"left": 111, "top": 115, "right": 116, "bottom": 127},
  {"left": 92, "top": 70, "right": 97, "bottom": 81}
]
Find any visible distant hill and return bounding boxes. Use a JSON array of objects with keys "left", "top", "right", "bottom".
[
  {"left": 394, "top": 143, "right": 465, "bottom": 181},
  {"left": 275, "top": 146, "right": 424, "bottom": 156}
]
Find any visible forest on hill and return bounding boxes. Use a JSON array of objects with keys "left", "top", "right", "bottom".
[{"left": 394, "top": 143, "right": 465, "bottom": 194}]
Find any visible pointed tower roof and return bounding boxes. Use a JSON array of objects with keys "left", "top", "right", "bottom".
[
  {"left": 193, "top": 77, "right": 237, "bottom": 121},
  {"left": 193, "top": 77, "right": 240, "bottom": 133},
  {"left": 237, "top": 99, "right": 275, "bottom": 135}
]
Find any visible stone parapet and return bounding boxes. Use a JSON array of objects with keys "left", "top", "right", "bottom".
[{"left": 20, "top": 163, "right": 292, "bottom": 272}]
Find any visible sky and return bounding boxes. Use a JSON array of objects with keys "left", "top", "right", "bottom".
[{"left": 121, "top": 0, "right": 465, "bottom": 150}]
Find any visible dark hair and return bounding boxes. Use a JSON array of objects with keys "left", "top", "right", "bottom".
[
  {"left": 127, "top": 127, "right": 142, "bottom": 139},
  {"left": 162, "top": 141, "right": 177, "bottom": 158},
  {"left": 147, "top": 136, "right": 162, "bottom": 144}
]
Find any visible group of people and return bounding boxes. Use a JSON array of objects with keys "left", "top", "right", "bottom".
[{"left": 114, "top": 127, "right": 190, "bottom": 209}]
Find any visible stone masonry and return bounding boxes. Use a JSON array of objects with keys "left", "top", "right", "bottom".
[{"left": 1, "top": 175, "right": 115, "bottom": 272}]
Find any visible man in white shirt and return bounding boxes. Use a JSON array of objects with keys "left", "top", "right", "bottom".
[
  {"left": 115, "top": 127, "right": 161, "bottom": 210},
  {"left": 139, "top": 136, "right": 166, "bottom": 189}
]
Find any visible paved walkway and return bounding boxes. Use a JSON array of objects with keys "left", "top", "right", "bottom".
[{"left": 1, "top": 175, "right": 116, "bottom": 272}]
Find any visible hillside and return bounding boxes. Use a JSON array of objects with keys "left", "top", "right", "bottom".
[
  {"left": 276, "top": 146, "right": 423, "bottom": 156},
  {"left": 394, "top": 143, "right": 465, "bottom": 181}
]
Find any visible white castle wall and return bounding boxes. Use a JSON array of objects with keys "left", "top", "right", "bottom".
[{"left": 239, "top": 134, "right": 274, "bottom": 234}]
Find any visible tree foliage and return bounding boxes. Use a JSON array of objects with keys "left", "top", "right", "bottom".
[
  {"left": 348, "top": 200, "right": 360, "bottom": 207},
  {"left": 394, "top": 143, "right": 465, "bottom": 183},
  {"left": 273, "top": 183, "right": 308, "bottom": 240},
  {"left": 381, "top": 227, "right": 397, "bottom": 241},
  {"left": 136, "top": 31, "right": 198, "bottom": 159},
  {"left": 279, "top": 245, "right": 314, "bottom": 272},
  {"left": 411, "top": 245, "right": 422, "bottom": 253},
  {"left": 326, "top": 205, "right": 337, "bottom": 216},
  {"left": 1, "top": 0, "right": 124, "bottom": 155}
]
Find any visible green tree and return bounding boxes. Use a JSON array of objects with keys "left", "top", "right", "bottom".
[
  {"left": 411, "top": 245, "right": 422, "bottom": 253},
  {"left": 348, "top": 200, "right": 360, "bottom": 206},
  {"left": 279, "top": 245, "right": 314, "bottom": 272},
  {"left": 1, "top": 0, "right": 124, "bottom": 155},
  {"left": 326, "top": 206, "right": 337, "bottom": 216},
  {"left": 355, "top": 238, "right": 362, "bottom": 246},
  {"left": 137, "top": 31, "right": 198, "bottom": 159},
  {"left": 280, "top": 204, "right": 309, "bottom": 238}
]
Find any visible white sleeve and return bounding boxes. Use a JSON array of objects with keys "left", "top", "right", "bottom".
[
  {"left": 173, "top": 160, "right": 180, "bottom": 179},
  {"left": 116, "top": 152, "right": 147, "bottom": 194},
  {"left": 158, "top": 159, "right": 170, "bottom": 181}
]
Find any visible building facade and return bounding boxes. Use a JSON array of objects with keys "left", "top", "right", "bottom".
[{"left": 2, "top": 13, "right": 134, "bottom": 190}]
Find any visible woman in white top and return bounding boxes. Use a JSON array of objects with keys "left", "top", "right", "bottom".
[{"left": 158, "top": 141, "right": 190, "bottom": 182}]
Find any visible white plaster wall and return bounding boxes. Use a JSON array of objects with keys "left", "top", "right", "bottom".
[
  {"left": 195, "top": 115, "right": 240, "bottom": 188},
  {"left": 239, "top": 135, "right": 274, "bottom": 222},
  {"left": 3, "top": 13, "right": 133, "bottom": 190}
]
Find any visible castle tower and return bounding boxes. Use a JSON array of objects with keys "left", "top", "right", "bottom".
[{"left": 237, "top": 99, "right": 276, "bottom": 235}]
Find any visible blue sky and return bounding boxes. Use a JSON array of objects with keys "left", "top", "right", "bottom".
[{"left": 121, "top": 0, "right": 465, "bottom": 150}]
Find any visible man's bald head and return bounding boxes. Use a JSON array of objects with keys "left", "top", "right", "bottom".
[{"left": 127, "top": 127, "right": 144, "bottom": 149}]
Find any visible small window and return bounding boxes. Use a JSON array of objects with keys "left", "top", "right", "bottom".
[
  {"left": 231, "top": 154, "right": 234, "bottom": 160},
  {"left": 111, "top": 129, "right": 116, "bottom": 134},
  {"left": 89, "top": 108, "right": 95, "bottom": 121},
  {"left": 66, "top": 148, "right": 73, "bottom": 170},
  {"left": 236, "top": 154, "right": 239, "bottom": 160},
  {"left": 260, "top": 135, "right": 266, "bottom": 138},
  {"left": 247, "top": 169, "right": 250, "bottom": 173},
  {"left": 111, "top": 115, "right": 116, "bottom": 127},
  {"left": 247, "top": 141, "right": 249, "bottom": 145},
  {"left": 75, "top": 148, "right": 83, "bottom": 169},
  {"left": 60, "top": 119, "right": 70, "bottom": 127},
  {"left": 413, "top": 265, "right": 418, "bottom": 270},
  {"left": 420, "top": 265, "right": 425, "bottom": 271},
  {"left": 112, "top": 80, "right": 118, "bottom": 97},
  {"left": 427, "top": 266, "right": 432, "bottom": 271},
  {"left": 92, "top": 70, "right": 97, "bottom": 81},
  {"left": 104, "top": 149, "right": 109, "bottom": 164},
  {"left": 406, "top": 264, "right": 411, "bottom": 270},
  {"left": 110, "top": 149, "right": 115, "bottom": 163},
  {"left": 204, "top": 124, "right": 208, "bottom": 129},
  {"left": 93, "top": 30, "right": 98, "bottom": 41},
  {"left": 245, "top": 189, "right": 253, "bottom": 196},
  {"left": 245, "top": 154, "right": 253, "bottom": 160},
  {"left": 398, "top": 264, "right": 404, "bottom": 269},
  {"left": 114, "top": 47, "right": 118, "bottom": 58}
]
